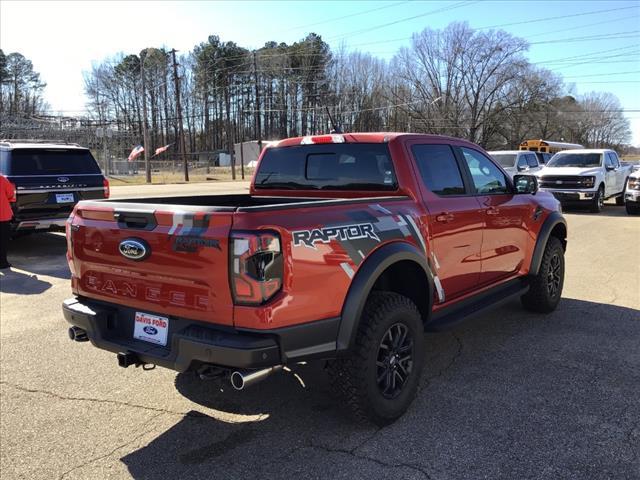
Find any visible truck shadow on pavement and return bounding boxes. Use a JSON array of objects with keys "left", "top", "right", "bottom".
[
  {"left": 0, "top": 268, "right": 52, "bottom": 294},
  {"left": 7, "top": 231, "right": 70, "bottom": 280},
  {"left": 120, "top": 297, "right": 639, "bottom": 480}
]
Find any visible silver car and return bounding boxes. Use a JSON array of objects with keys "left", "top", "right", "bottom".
[{"left": 488, "top": 150, "right": 542, "bottom": 178}]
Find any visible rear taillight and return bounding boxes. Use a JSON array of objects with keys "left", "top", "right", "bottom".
[
  {"left": 65, "top": 212, "right": 76, "bottom": 276},
  {"left": 103, "top": 178, "right": 110, "bottom": 198},
  {"left": 230, "top": 231, "right": 283, "bottom": 305}
]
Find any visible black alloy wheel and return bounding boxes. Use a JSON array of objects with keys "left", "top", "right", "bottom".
[
  {"left": 376, "top": 323, "right": 414, "bottom": 399},
  {"left": 546, "top": 253, "right": 562, "bottom": 299}
]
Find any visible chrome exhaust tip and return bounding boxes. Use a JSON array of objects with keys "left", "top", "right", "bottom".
[
  {"left": 230, "top": 365, "right": 283, "bottom": 390},
  {"left": 68, "top": 326, "right": 88, "bottom": 342}
]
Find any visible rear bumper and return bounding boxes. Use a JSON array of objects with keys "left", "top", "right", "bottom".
[
  {"left": 13, "top": 217, "right": 68, "bottom": 231},
  {"left": 62, "top": 297, "right": 339, "bottom": 372}
]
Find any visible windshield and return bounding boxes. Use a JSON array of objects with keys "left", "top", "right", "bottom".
[
  {"left": 254, "top": 143, "right": 397, "bottom": 191},
  {"left": 546, "top": 153, "right": 601, "bottom": 168},
  {"left": 8, "top": 148, "right": 101, "bottom": 175},
  {"left": 491, "top": 154, "right": 517, "bottom": 168}
]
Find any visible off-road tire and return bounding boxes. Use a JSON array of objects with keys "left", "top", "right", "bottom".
[
  {"left": 590, "top": 186, "right": 604, "bottom": 213},
  {"left": 521, "top": 236, "right": 565, "bottom": 313},
  {"left": 328, "top": 292, "right": 425, "bottom": 426}
]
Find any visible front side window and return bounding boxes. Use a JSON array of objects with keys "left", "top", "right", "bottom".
[
  {"left": 461, "top": 148, "right": 509, "bottom": 194},
  {"left": 412, "top": 144, "right": 465, "bottom": 196},
  {"left": 526, "top": 154, "right": 538, "bottom": 168},
  {"left": 517, "top": 155, "right": 528, "bottom": 169},
  {"left": 607, "top": 152, "right": 619, "bottom": 168}
]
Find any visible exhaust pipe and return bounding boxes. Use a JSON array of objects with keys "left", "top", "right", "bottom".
[
  {"left": 230, "top": 365, "right": 283, "bottom": 390},
  {"left": 68, "top": 326, "right": 88, "bottom": 342}
]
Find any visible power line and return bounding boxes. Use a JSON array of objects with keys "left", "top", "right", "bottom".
[
  {"left": 327, "top": 0, "right": 479, "bottom": 41},
  {"left": 281, "top": 1, "right": 411, "bottom": 33},
  {"left": 342, "top": 5, "right": 640, "bottom": 49}
]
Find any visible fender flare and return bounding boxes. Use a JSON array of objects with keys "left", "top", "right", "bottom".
[
  {"left": 529, "top": 211, "right": 567, "bottom": 276},
  {"left": 336, "top": 241, "right": 434, "bottom": 353}
]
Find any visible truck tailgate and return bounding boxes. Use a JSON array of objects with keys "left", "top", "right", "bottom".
[{"left": 68, "top": 201, "right": 234, "bottom": 326}]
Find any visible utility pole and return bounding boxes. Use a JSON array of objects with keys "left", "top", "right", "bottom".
[
  {"left": 252, "top": 51, "right": 262, "bottom": 152},
  {"left": 225, "top": 73, "right": 236, "bottom": 180},
  {"left": 140, "top": 50, "right": 151, "bottom": 183},
  {"left": 171, "top": 49, "right": 189, "bottom": 182}
]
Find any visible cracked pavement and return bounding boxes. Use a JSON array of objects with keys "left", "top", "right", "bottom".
[{"left": 1, "top": 186, "right": 639, "bottom": 480}]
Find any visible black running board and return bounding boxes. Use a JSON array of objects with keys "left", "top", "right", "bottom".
[{"left": 425, "top": 278, "right": 529, "bottom": 332}]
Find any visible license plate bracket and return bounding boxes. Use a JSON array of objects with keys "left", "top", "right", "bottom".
[
  {"left": 133, "top": 312, "right": 169, "bottom": 346},
  {"left": 55, "top": 193, "right": 74, "bottom": 203}
]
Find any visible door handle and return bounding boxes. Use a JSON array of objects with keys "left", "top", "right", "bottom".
[
  {"left": 436, "top": 212, "right": 455, "bottom": 223},
  {"left": 486, "top": 206, "right": 500, "bottom": 215}
]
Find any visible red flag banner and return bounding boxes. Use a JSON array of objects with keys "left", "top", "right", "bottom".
[
  {"left": 153, "top": 144, "right": 173, "bottom": 157},
  {"left": 127, "top": 145, "right": 144, "bottom": 162}
]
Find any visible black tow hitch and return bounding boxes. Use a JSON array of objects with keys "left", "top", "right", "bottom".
[{"left": 116, "top": 352, "right": 156, "bottom": 370}]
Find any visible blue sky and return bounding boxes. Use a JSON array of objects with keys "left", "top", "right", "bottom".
[{"left": 1, "top": 0, "right": 639, "bottom": 143}]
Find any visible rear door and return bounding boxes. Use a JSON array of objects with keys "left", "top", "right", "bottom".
[
  {"left": 457, "top": 147, "right": 531, "bottom": 285},
  {"left": 69, "top": 201, "right": 235, "bottom": 326},
  {"left": 608, "top": 152, "right": 625, "bottom": 193},
  {"left": 408, "top": 142, "right": 483, "bottom": 301},
  {"left": 7, "top": 148, "right": 106, "bottom": 222}
]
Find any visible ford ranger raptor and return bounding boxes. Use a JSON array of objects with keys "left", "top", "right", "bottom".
[{"left": 63, "top": 133, "right": 567, "bottom": 425}]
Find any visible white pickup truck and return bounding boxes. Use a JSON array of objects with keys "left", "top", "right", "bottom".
[{"left": 536, "top": 149, "right": 632, "bottom": 213}]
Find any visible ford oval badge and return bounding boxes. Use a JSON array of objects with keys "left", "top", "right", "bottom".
[
  {"left": 57, "top": 176, "right": 70, "bottom": 183},
  {"left": 143, "top": 326, "right": 158, "bottom": 335},
  {"left": 119, "top": 238, "right": 150, "bottom": 261}
]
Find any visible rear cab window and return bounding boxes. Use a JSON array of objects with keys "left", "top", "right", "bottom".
[
  {"left": 491, "top": 154, "right": 517, "bottom": 168},
  {"left": 254, "top": 143, "right": 397, "bottom": 191},
  {"left": 7, "top": 148, "right": 102, "bottom": 175}
]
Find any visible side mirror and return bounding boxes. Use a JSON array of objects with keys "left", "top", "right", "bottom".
[
  {"left": 517, "top": 165, "right": 529, "bottom": 172},
  {"left": 513, "top": 174, "right": 538, "bottom": 195},
  {"left": 605, "top": 165, "right": 615, "bottom": 171}
]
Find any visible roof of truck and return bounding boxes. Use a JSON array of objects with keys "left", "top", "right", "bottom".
[
  {"left": 554, "top": 149, "right": 615, "bottom": 155},
  {"left": 270, "top": 132, "right": 474, "bottom": 148}
]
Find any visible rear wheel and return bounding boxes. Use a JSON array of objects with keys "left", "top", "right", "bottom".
[
  {"left": 328, "top": 292, "right": 425, "bottom": 426},
  {"left": 521, "top": 236, "right": 565, "bottom": 313},
  {"left": 590, "top": 186, "right": 604, "bottom": 213}
]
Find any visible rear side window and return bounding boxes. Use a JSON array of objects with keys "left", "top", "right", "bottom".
[
  {"left": 254, "top": 143, "right": 397, "bottom": 190},
  {"left": 412, "top": 144, "right": 465, "bottom": 196},
  {"left": 7, "top": 148, "right": 101, "bottom": 175}
]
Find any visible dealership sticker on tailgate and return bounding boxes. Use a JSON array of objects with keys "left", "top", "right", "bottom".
[{"left": 133, "top": 312, "right": 169, "bottom": 346}]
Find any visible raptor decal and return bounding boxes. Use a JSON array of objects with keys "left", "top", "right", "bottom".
[{"left": 292, "top": 223, "right": 380, "bottom": 248}]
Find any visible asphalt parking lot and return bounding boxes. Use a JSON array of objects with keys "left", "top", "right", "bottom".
[{"left": 1, "top": 184, "right": 639, "bottom": 480}]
